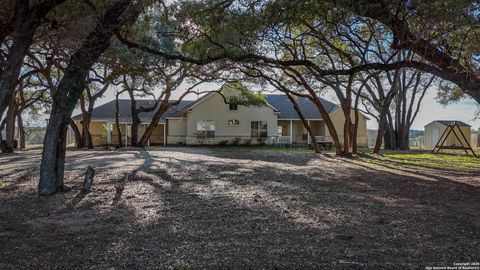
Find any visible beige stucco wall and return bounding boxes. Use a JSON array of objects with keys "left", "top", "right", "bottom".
[
  {"left": 167, "top": 118, "right": 187, "bottom": 145},
  {"left": 425, "top": 122, "right": 471, "bottom": 149},
  {"left": 74, "top": 121, "right": 165, "bottom": 146},
  {"left": 325, "top": 108, "right": 368, "bottom": 147},
  {"left": 183, "top": 90, "right": 278, "bottom": 145}
]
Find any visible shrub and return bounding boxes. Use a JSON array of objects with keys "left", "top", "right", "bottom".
[
  {"left": 243, "top": 138, "right": 252, "bottom": 146},
  {"left": 231, "top": 137, "right": 241, "bottom": 146},
  {"left": 218, "top": 140, "right": 229, "bottom": 146},
  {"left": 257, "top": 137, "right": 266, "bottom": 146},
  {"left": 173, "top": 260, "right": 191, "bottom": 270}
]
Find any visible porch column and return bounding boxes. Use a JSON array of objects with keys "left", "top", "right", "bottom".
[
  {"left": 107, "top": 122, "right": 112, "bottom": 145},
  {"left": 289, "top": 120, "right": 293, "bottom": 144},
  {"left": 163, "top": 123, "right": 166, "bottom": 146},
  {"left": 125, "top": 123, "right": 128, "bottom": 146},
  {"left": 307, "top": 120, "right": 310, "bottom": 144}
]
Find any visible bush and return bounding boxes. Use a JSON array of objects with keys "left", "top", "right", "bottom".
[
  {"left": 243, "top": 138, "right": 252, "bottom": 146},
  {"left": 218, "top": 140, "right": 229, "bottom": 146},
  {"left": 257, "top": 137, "right": 266, "bottom": 146},
  {"left": 231, "top": 137, "right": 241, "bottom": 146}
]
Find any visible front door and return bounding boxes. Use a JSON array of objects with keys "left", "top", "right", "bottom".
[{"left": 431, "top": 128, "right": 439, "bottom": 147}]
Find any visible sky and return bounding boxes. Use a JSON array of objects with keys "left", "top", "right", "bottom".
[{"left": 80, "top": 82, "right": 480, "bottom": 132}]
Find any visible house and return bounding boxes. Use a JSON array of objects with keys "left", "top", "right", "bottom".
[
  {"left": 72, "top": 84, "right": 369, "bottom": 147},
  {"left": 424, "top": 120, "right": 471, "bottom": 149}
]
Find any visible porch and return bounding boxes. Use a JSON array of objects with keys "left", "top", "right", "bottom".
[
  {"left": 276, "top": 120, "right": 331, "bottom": 145},
  {"left": 73, "top": 121, "right": 166, "bottom": 147}
]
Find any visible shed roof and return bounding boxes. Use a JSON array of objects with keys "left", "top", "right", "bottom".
[{"left": 426, "top": 120, "right": 471, "bottom": 127}]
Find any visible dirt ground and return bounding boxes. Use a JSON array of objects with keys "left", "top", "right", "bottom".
[{"left": 0, "top": 147, "right": 479, "bottom": 269}]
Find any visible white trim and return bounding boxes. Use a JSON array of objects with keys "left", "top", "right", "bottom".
[
  {"left": 125, "top": 123, "right": 128, "bottom": 146},
  {"left": 107, "top": 122, "right": 112, "bottom": 144},
  {"left": 289, "top": 120, "right": 293, "bottom": 144},
  {"left": 278, "top": 118, "right": 325, "bottom": 121},
  {"left": 163, "top": 122, "right": 166, "bottom": 146},
  {"left": 307, "top": 120, "right": 310, "bottom": 144}
]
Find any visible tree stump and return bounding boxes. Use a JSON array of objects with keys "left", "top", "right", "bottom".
[{"left": 82, "top": 166, "right": 95, "bottom": 193}]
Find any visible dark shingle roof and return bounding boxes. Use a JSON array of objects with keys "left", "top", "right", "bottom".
[
  {"left": 266, "top": 95, "right": 339, "bottom": 119},
  {"left": 429, "top": 120, "right": 471, "bottom": 127},
  {"left": 72, "top": 99, "right": 192, "bottom": 123},
  {"left": 73, "top": 95, "right": 340, "bottom": 122}
]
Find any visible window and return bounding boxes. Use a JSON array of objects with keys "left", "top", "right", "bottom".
[
  {"left": 229, "top": 104, "right": 238, "bottom": 110},
  {"left": 251, "top": 121, "right": 268, "bottom": 138},
  {"left": 197, "top": 120, "right": 215, "bottom": 139},
  {"left": 227, "top": 119, "right": 240, "bottom": 126}
]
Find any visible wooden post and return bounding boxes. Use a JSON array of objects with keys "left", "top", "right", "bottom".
[{"left": 82, "top": 166, "right": 95, "bottom": 193}]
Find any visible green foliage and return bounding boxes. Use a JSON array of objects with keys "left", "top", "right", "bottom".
[
  {"left": 256, "top": 137, "right": 266, "bottom": 146},
  {"left": 173, "top": 260, "right": 191, "bottom": 270},
  {"left": 222, "top": 82, "right": 267, "bottom": 106},
  {"left": 231, "top": 137, "right": 241, "bottom": 146},
  {"left": 218, "top": 139, "right": 229, "bottom": 146},
  {"left": 243, "top": 138, "right": 252, "bottom": 146},
  {"left": 436, "top": 83, "right": 465, "bottom": 105}
]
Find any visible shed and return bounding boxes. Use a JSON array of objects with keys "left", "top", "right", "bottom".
[{"left": 424, "top": 120, "right": 471, "bottom": 149}]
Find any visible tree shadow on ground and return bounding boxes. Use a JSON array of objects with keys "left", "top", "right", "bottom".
[{"left": 1, "top": 148, "right": 479, "bottom": 269}]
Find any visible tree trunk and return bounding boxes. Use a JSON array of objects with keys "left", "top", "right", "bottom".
[
  {"left": 384, "top": 112, "right": 395, "bottom": 150},
  {"left": 285, "top": 93, "right": 321, "bottom": 154},
  {"left": 0, "top": 23, "right": 36, "bottom": 118},
  {"left": 137, "top": 102, "right": 167, "bottom": 147},
  {"left": 38, "top": 0, "right": 136, "bottom": 196},
  {"left": 342, "top": 105, "right": 353, "bottom": 156},
  {"left": 352, "top": 90, "right": 362, "bottom": 154},
  {"left": 0, "top": 0, "right": 68, "bottom": 116},
  {"left": 115, "top": 95, "right": 124, "bottom": 147},
  {"left": 0, "top": 117, "right": 6, "bottom": 151},
  {"left": 373, "top": 111, "right": 387, "bottom": 154},
  {"left": 39, "top": 106, "right": 69, "bottom": 195},
  {"left": 3, "top": 97, "right": 16, "bottom": 153},
  {"left": 310, "top": 96, "right": 343, "bottom": 155},
  {"left": 17, "top": 111, "right": 25, "bottom": 150},
  {"left": 79, "top": 95, "right": 94, "bottom": 149},
  {"left": 127, "top": 89, "right": 141, "bottom": 146},
  {"left": 81, "top": 116, "right": 93, "bottom": 149},
  {"left": 69, "top": 119, "right": 83, "bottom": 148}
]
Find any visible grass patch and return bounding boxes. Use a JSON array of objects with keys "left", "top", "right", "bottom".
[{"left": 368, "top": 150, "right": 480, "bottom": 171}]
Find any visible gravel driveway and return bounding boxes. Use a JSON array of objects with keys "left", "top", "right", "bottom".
[{"left": 1, "top": 147, "right": 479, "bottom": 269}]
